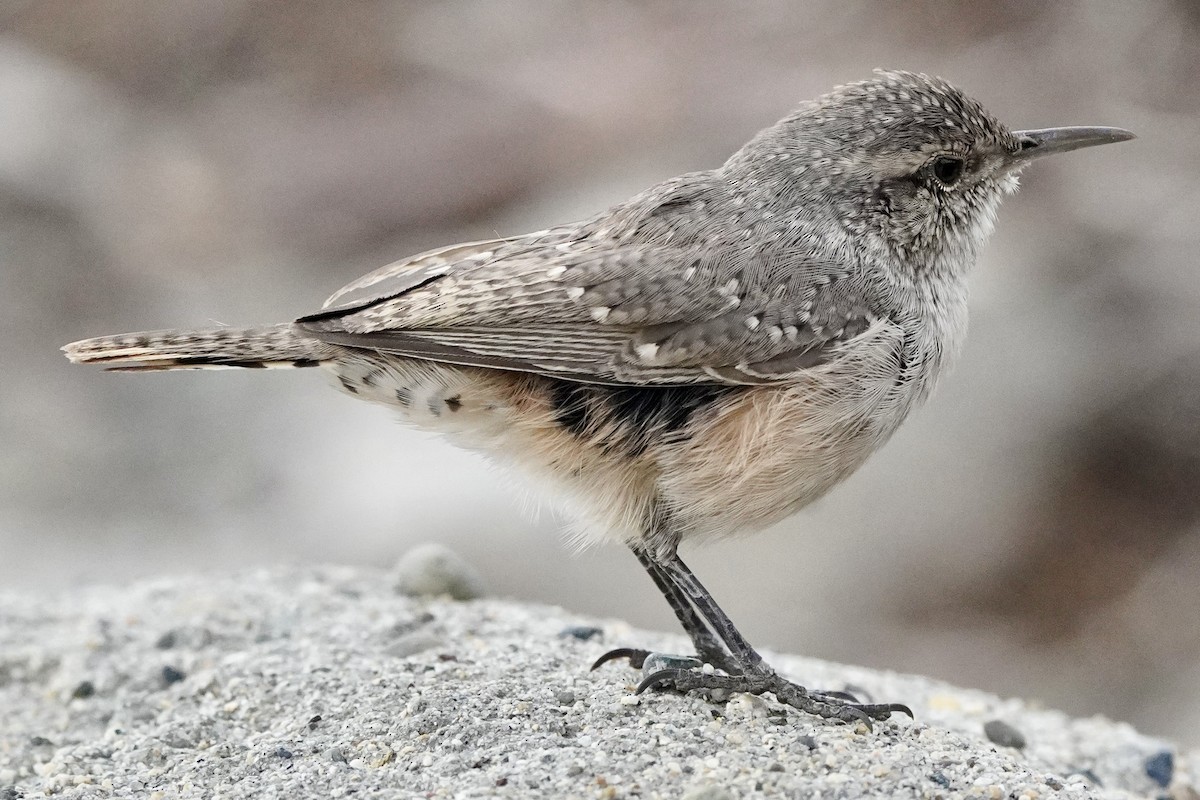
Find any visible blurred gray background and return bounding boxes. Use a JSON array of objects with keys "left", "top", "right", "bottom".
[{"left": 3, "top": 1, "right": 1198, "bottom": 746}]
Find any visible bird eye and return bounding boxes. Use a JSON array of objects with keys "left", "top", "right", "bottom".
[{"left": 931, "top": 155, "right": 965, "bottom": 186}]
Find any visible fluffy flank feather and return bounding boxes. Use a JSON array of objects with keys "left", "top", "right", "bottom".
[{"left": 62, "top": 323, "right": 335, "bottom": 371}]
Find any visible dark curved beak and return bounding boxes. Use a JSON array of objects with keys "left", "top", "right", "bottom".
[{"left": 1010, "top": 126, "right": 1136, "bottom": 162}]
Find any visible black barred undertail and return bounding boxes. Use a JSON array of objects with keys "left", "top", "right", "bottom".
[
  {"left": 549, "top": 381, "right": 740, "bottom": 457},
  {"left": 61, "top": 323, "right": 335, "bottom": 371}
]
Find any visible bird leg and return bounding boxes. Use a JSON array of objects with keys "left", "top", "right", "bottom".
[
  {"left": 594, "top": 548, "right": 911, "bottom": 728},
  {"left": 590, "top": 549, "right": 739, "bottom": 673}
]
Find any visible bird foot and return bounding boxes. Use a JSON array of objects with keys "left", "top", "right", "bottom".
[{"left": 635, "top": 666, "right": 912, "bottom": 730}]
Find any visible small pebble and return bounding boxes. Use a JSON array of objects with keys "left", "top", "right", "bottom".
[
  {"left": 392, "top": 544, "right": 485, "bottom": 601},
  {"left": 161, "top": 666, "right": 186, "bottom": 686},
  {"left": 983, "top": 719, "right": 1026, "bottom": 749},
  {"left": 556, "top": 689, "right": 577, "bottom": 706},
  {"left": 1144, "top": 750, "right": 1173, "bottom": 788},
  {"left": 559, "top": 625, "right": 603, "bottom": 641}
]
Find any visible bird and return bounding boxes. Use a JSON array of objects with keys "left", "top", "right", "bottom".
[{"left": 63, "top": 70, "right": 1134, "bottom": 727}]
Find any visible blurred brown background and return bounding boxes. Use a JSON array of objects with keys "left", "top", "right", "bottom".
[{"left": 2, "top": 1, "right": 1198, "bottom": 746}]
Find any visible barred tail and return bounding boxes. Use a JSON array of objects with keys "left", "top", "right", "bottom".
[{"left": 62, "top": 323, "right": 337, "bottom": 371}]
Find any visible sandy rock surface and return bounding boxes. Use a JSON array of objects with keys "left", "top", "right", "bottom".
[{"left": 1, "top": 564, "right": 1195, "bottom": 799}]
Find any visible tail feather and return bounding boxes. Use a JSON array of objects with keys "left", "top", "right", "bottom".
[{"left": 62, "top": 323, "right": 336, "bottom": 371}]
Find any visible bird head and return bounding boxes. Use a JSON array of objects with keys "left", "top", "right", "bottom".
[{"left": 735, "top": 70, "right": 1134, "bottom": 275}]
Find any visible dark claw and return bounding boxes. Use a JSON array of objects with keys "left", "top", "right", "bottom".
[
  {"left": 837, "top": 704, "right": 872, "bottom": 729},
  {"left": 880, "top": 702, "right": 914, "bottom": 719},
  {"left": 590, "top": 647, "right": 651, "bottom": 671},
  {"left": 636, "top": 667, "right": 690, "bottom": 694}
]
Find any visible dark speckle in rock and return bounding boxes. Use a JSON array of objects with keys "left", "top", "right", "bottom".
[
  {"left": 161, "top": 665, "right": 186, "bottom": 686},
  {"left": 558, "top": 625, "right": 603, "bottom": 641},
  {"left": 797, "top": 734, "right": 817, "bottom": 750},
  {"left": 275, "top": 747, "right": 294, "bottom": 759},
  {"left": 929, "top": 772, "right": 951, "bottom": 788},
  {"left": 155, "top": 630, "right": 177, "bottom": 649},
  {"left": 1144, "top": 750, "right": 1173, "bottom": 788},
  {"left": 71, "top": 680, "right": 95, "bottom": 699},
  {"left": 983, "top": 719, "right": 1026, "bottom": 749}
]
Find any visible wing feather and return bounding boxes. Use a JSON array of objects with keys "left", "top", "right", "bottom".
[
  {"left": 295, "top": 172, "right": 896, "bottom": 386},
  {"left": 317, "top": 236, "right": 527, "bottom": 314}
]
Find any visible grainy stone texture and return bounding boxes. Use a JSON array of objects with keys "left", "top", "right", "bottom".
[{"left": 0, "top": 565, "right": 1195, "bottom": 799}]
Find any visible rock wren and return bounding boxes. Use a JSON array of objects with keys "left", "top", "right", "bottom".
[{"left": 64, "top": 70, "right": 1133, "bottom": 726}]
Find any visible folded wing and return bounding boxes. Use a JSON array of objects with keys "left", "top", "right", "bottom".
[{"left": 299, "top": 178, "right": 895, "bottom": 386}]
